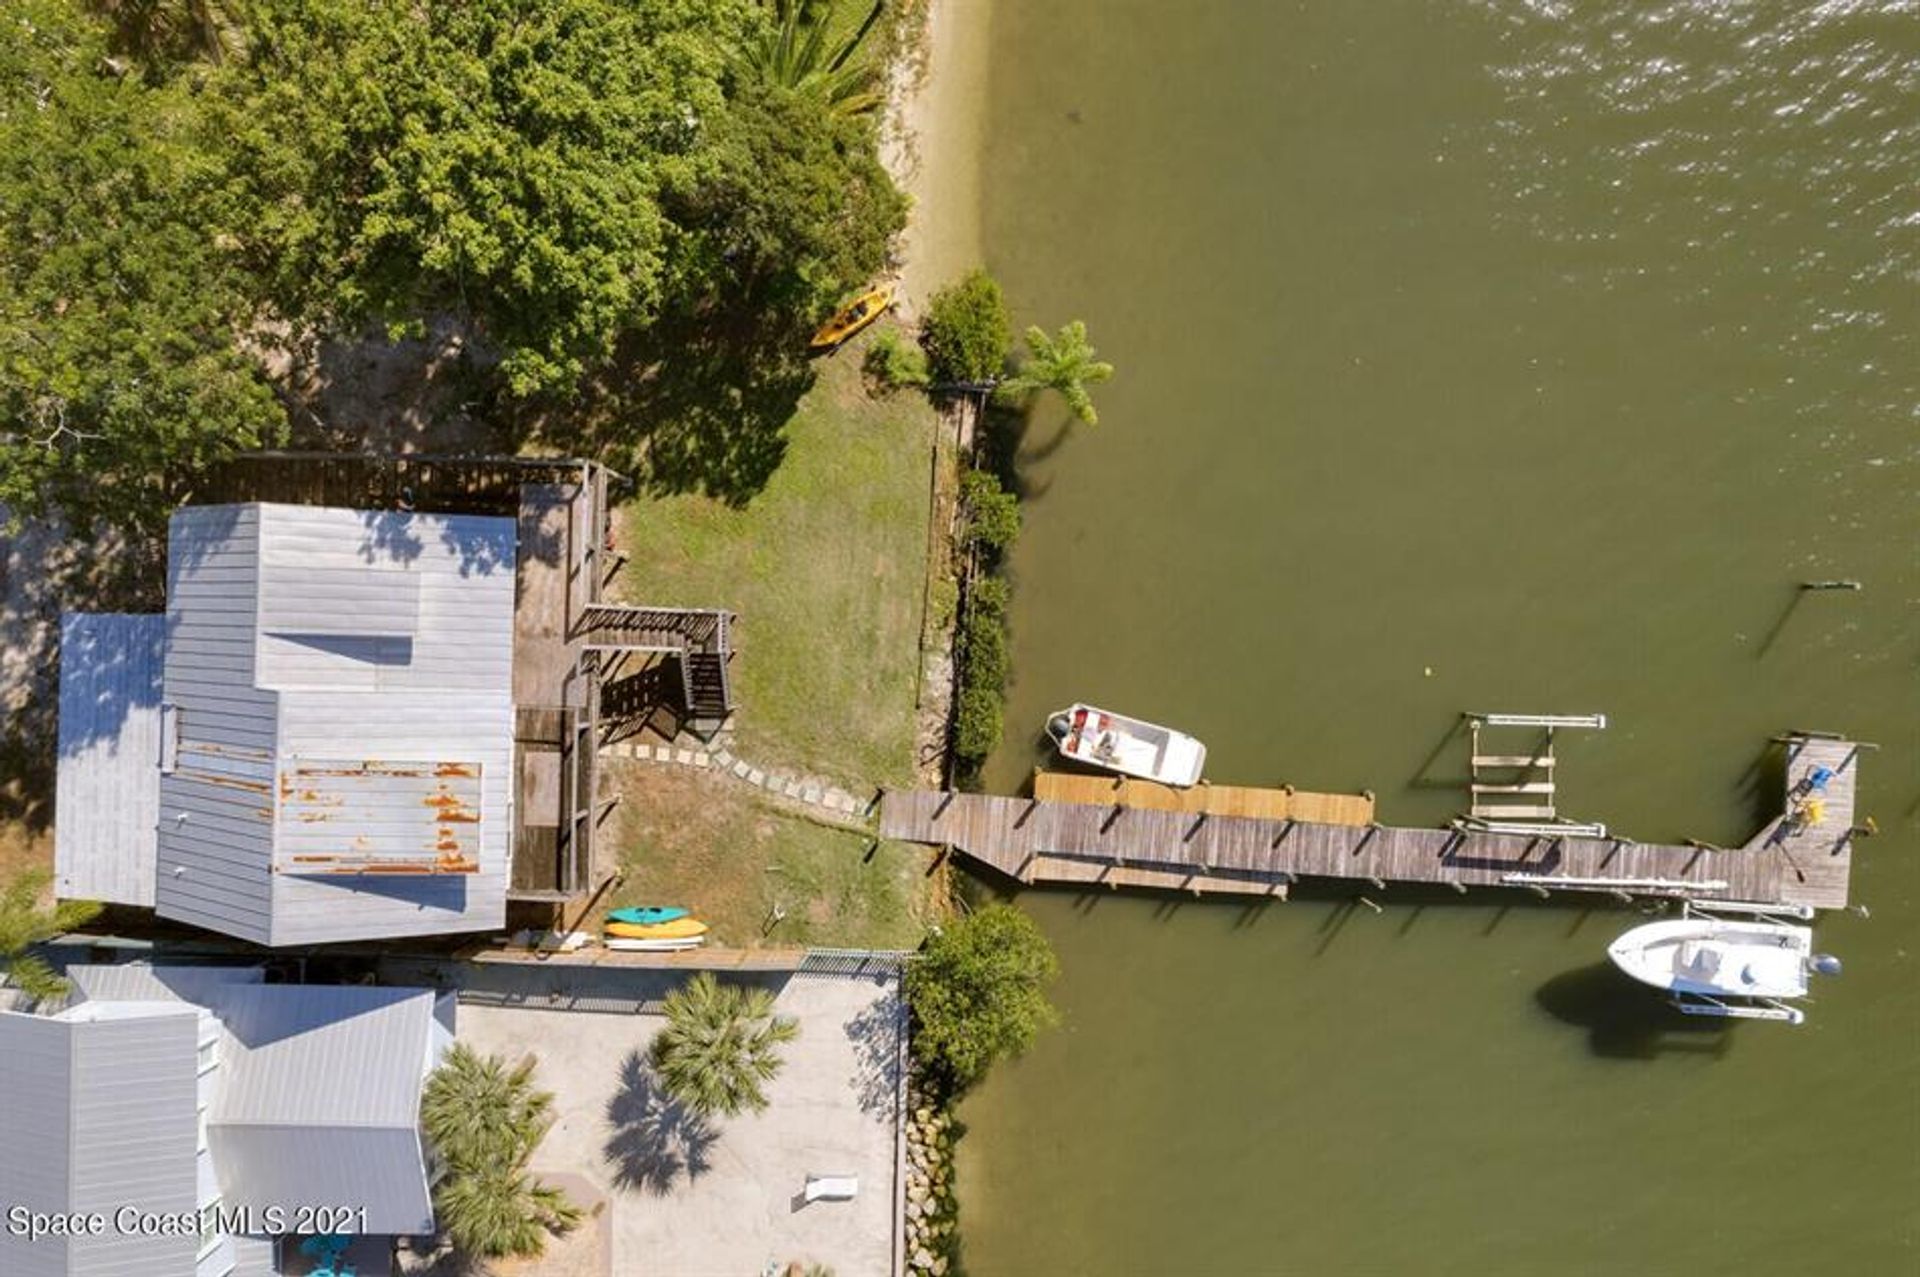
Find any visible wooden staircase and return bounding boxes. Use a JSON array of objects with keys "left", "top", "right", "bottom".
[{"left": 578, "top": 603, "right": 736, "bottom": 732}]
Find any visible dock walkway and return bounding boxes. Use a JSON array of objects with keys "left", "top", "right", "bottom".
[{"left": 881, "top": 737, "right": 1861, "bottom": 910}]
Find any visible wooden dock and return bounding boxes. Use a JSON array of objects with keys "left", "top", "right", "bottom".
[
  {"left": 882, "top": 736, "right": 1863, "bottom": 911},
  {"left": 1033, "top": 771, "right": 1373, "bottom": 826}
]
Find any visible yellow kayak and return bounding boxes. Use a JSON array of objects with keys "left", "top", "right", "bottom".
[
  {"left": 604, "top": 917, "right": 709, "bottom": 940},
  {"left": 809, "top": 284, "right": 895, "bottom": 350}
]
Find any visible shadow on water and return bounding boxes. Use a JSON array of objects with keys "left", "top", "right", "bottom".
[
  {"left": 1536, "top": 963, "right": 1735, "bottom": 1061},
  {"left": 1406, "top": 713, "right": 1472, "bottom": 792},
  {"left": 1735, "top": 739, "right": 1788, "bottom": 838}
]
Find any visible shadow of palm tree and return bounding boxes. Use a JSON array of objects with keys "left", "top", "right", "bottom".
[
  {"left": 842, "top": 986, "right": 903, "bottom": 1117},
  {"left": 602, "top": 1049, "right": 719, "bottom": 1196}
]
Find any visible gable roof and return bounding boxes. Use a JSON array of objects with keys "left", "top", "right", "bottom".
[{"left": 204, "top": 983, "right": 441, "bottom": 1235}]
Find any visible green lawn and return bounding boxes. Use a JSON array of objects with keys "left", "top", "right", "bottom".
[
  {"left": 606, "top": 763, "right": 930, "bottom": 951},
  {"left": 604, "top": 329, "right": 944, "bottom": 949},
  {"left": 615, "top": 332, "right": 938, "bottom": 789}
]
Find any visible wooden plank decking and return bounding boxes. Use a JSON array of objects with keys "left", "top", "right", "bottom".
[
  {"left": 1032, "top": 771, "right": 1373, "bottom": 826},
  {"left": 883, "top": 737, "right": 1862, "bottom": 911}
]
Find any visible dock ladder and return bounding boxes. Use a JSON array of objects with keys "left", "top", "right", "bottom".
[{"left": 1462, "top": 711, "right": 1606, "bottom": 830}]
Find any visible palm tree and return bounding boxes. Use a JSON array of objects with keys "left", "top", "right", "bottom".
[
  {"left": 650, "top": 972, "right": 800, "bottom": 1119},
  {"left": 740, "top": 0, "right": 888, "bottom": 118},
  {"left": 997, "top": 321, "right": 1115, "bottom": 425},
  {"left": 420, "top": 1044, "right": 581, "bottom": 1259},
  {"left": 434, "top": 1166, "right": 581, "bottom": 1261},
  {"left": 1, "top": 868, "right": 102, "bottom": 1004}
]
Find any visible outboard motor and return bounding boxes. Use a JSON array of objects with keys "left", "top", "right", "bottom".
[
  {"left": 1810, "top": 953, "right": 1843, "bottom": 978},
  {"left": 1046, "top": 713, "right": 1071, "bottom": 742}
]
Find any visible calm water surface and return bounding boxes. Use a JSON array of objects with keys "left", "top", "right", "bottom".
[{"left": 963, "top": 2, "right": 1920, "bottom": 1273}]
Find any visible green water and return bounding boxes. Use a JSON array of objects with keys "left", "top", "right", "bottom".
[{"left": 961, "top": 2, "right": 1920, "bottom": 1273}]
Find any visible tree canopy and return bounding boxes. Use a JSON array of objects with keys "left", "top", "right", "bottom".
[
  {"left": 207, "top": 0, "right": 751, "bottom": 398},
  {"left": 0, "top": 0, "right": 910, "bottom": 525},
  {"left": 0, "top": 0, "right": 281, "bottom": 530},
  {"left": 920, "top": 269, "right": 1011, "bottom": 386},
  {"left": 905, "top": 903, "right": 1059, "bottom": 1092}
]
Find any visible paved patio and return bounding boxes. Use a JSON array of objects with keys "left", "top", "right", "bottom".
[{"left": 445, "top": 964, "right": 902, "bottom": 1277}]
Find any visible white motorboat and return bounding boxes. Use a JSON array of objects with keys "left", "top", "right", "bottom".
[
  {"left": 1606, "top": 904, "right": 1840, "bottom": 1025},
  {"left": 1045, "top": 703, "right": 1207, "bottom": 787}
]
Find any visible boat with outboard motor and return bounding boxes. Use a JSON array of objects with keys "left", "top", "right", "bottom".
[
  {"left": 1045, "top": 703, "right": 1207, "bottom": 787},
  {"left": 1606, "top": 900, "right": 1839, "bottom": 1025}
]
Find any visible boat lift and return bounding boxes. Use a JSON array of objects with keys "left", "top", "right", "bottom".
[
  {"left": 1661, "top": 899, "right": 1832, "bottom": 1026},
  {"left": 1461, "top": 711, "right": 1606, "bottom": 833}
]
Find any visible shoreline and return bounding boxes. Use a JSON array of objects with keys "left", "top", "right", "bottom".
[{"left": 884, "top": 0, "right": 994, "bottom": 317}]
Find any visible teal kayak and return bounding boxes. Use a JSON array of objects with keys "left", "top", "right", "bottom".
[{"left": 608, "top": 906, "right": 690, "bottom": 926}]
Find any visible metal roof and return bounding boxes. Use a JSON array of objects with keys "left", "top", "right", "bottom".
[
  {"left": 276, "top": 757, "right": 483, "bottom": 874},
  {"left": 54, "top": 613, "right": 164, "bottom": 907},
  {"left": 0, "top": 1006, "right": 200, "bottom": 1277},
  {"left": 205, "top": 983, "right": 442, "bottom": 1235},
  {"left": 67, "top": 962, "right": 264, "bottom": 1006},
  {"left": 152, "top": 502, "right": 514, "bottom": 946}
]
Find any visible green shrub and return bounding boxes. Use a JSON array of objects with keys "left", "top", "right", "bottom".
[
  {"left": 920, "top": 269, "right": 1011, "bottom": 385},
  {"left": 953, "top": 683, "right": 1004, "bottom": 765},
  {"left": 951, "top": 572, "right": 1010, "bottom": 768},
  {"left": 864, "top": 328, "right": 930, "bottom": 389},
  {"left": 959, "top": 469, "right": 1019, "bottom": 554},
  {"left": 906, "top": 903, "right": 1059, "bottom": 1092}
]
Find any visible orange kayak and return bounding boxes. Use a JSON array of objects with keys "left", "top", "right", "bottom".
[{"left": 809, "top": 284, "right": 895, "bottom": 349}]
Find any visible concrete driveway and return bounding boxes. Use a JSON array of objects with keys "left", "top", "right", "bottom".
[{"left": 445, "top": 965, "right": 902, "bottom": 1277}]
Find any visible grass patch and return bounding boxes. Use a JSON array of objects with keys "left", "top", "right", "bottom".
[
  {"left": 603, "top": 330, "right": 944, "bottom": 950},
  {"left": 604, "top": 764, "right": 931, "bottom": 950},
  {"left": 615, "top": 329, "right": 938, "bottom": 789}
]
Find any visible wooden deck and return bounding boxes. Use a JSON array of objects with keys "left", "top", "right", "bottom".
[
  {"left": 511, "top": 477, "right": 608, "bottom": 900},
  {"left": 1033, "top": 771, "right": 1373, "bottom": 826},
  {"left": 882, "top": 737, "right": 1863, "bottom": 911}
]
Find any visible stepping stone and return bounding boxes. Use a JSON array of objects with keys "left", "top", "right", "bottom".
[
  {"left": 675, "top": 748, "right": 696, "bottom": 765},
  {"left": 715, "top": 750, "right": 734, "bottom": 767},
  {"left": 693, "top": 752, "right": 710, "bottom": 767},
  {"left": 747, "top": 768, "right": 766, "bottom": 786},
  {"left": 783, "top": 780, "right": 804, "bottom": 799},
  {"left": 802, "top": 785, "right": 824, "bottom": 805},
  {"left": 732, "top": 760, "right": 752, "bottom": 779},
  {"left": 826, "top": 788, "right": 853, "bottom": 810}
]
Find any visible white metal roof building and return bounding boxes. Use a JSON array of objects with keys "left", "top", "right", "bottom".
[
  {"left": 0, "top": 1000, "right": 202, "bottom": 1277},
  {"left": 203, "top": 984, "right": 446, "bottom": 1237},
  {"left": 3, "top": 965, "right": 452, "bottom": 1277},
  {"left": 54, "top": 614, "right": 165, "bottom": 907},
  {"left": 56, "top": 502, "right": 517, "bottom": 946}
]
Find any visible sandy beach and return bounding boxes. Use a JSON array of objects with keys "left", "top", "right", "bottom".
[{"left": 885, "top": 0, "right": 994, "bottom": 316}]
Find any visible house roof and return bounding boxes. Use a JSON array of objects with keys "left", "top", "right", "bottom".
[
  {"left": 151, "top": 502, "right": 515, "bottom": 946},
  {"left": 67, "top": 961, "right": 264, "bottom": 1006},
  {"left": 0, "top": 1004, "right": 201, "bottom": 1277},
  {"left": 54, "top": 613, "right": 165, "bottom": 907},
  {"left": 204, "top": 983, "right": 441, "bottom": 1235},
  {"left": 11, "top": 967, "right": 447, "bottom": 1245}
]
